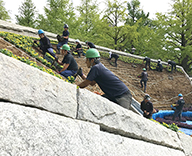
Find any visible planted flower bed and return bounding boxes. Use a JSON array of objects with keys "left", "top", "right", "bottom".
[
  {"left": 0, "top": 48, "right": 76, "bottom": 84},
  {"left": 156, "top": 117, "right": 192, "bottom": 130}
]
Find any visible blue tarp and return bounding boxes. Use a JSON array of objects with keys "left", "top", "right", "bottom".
[
  {"left": 180, "top": 121, "right": 192, "bottom": 135},
  {"left": 152, "top": 110, "right": 174, "bottom": 120},
  {"left": 152, "top": 110, "right": 192, "bottom": 136},
  {"left": 152, "top": 110, "right": 192, "bottom": 120}
]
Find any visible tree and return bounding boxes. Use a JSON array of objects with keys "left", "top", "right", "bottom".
[
  {"left": 74, "top": 0, "right": 101, "bottom": 42},
  {"left": 15, "top": 0, "right": 37, "bottom": 27},
  {"left": 0, "top": 0, "right": 10, "bottom": 20},
  {"left": 36, "top": 0, "right": 76, "bottom": 35},
  {"left": 126, "top": 0, "right": 150, "bottom": 26},
  {"left": 156, "top": 0, "right": 192, "bottom": 74},
  {"left": 100, "top": 0, "right": 138, "bottom": 51}
]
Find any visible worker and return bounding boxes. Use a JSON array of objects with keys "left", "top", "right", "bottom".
[
  {"left": 156, "top": 59, "right": 163, "bottom": 72},
  {"left": 140, "top": 68, "right": 148, "bottom": 93},
  {"left": 172, "top": 93, "right": 185, "bottom": 122},
  {"left": 108, "top": 51, "right": 119, "bottom": 67},
  {"left": 140, "top": 94, "right": 153, "bottom": 119},
  {"left": 74, "top": 39, "right": 83, "bottom": 58},
  {"left": 57, "top": 24, "right": 69, "bottom": 54},
  {"left": 85, "top": 41, "right": 96, "bottom": 49},
  {"left": 143, "top": 56, "right": 151, "bottom": 70},
  {"left": 34, "top": 29, "right": 58, "bottom": 61},
  {"left": 167, "top": 60, "right": 176, "bottom": 73},
  {"left": 78, "top": 48, "right": 132, "bottom": 109},
  {"left": 57, "top": 44, "right": 78, "bottom": 78}
]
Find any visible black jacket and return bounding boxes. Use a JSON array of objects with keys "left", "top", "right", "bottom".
[{"left": 39, "top": 36, "right": 52, "bottom": 51}]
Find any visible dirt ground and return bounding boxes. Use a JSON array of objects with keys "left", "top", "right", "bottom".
[{"left": 0, "top": 38, "right": 192, "bottom": 110}]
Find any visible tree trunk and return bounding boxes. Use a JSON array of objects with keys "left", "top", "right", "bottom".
[{"left": 181, "top": 56, "right": 190, "bottom": 72}]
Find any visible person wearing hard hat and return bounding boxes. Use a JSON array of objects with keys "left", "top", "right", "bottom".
[
  {"left": 156, "top": 59, "right": 163, "bottom": 72},
  {"left": 57, "top": 24, "right": 70, "bottom": 54},
  {"left": 167, "top": 59, "right": 176, "bottom": 73},
  {"left": 172, "top": 93, "right": 185, "bottom": 121},
  {"left": 57, "top": 44, "right": 78, "bottom": 78},
  {"left": 140, "top": 94, "right": 153, "bottom": 119},
  {"left": 108, "top": 51, "right": 119, "bottom": 67},
  {"left": 74, "top": 39, "right": 83, "bottom": 58},
  {"left": 140, "top": 68, "right": 148, "bottom": 93},
  {"left": 85, "top": 41, "right": 96, "bottom": 49},
  {"left": 34, "top": 29, "right": 58, "bottom": 61},
  {"left": 78, "top": 48, "right": 132, "bottom": 110},
  {"left": 142, "top": 56, "right": 151, "bottom": 70}
]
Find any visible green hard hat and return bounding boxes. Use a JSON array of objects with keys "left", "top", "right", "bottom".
[
  {"left": 143, "top": 68, "right": 146, "bottom": 71},
  {"left": 61, "top": 44, "right": 70, "bottom": 50},
  {"left": 86, "top": 48, "right": 100, "bottom": 58}
]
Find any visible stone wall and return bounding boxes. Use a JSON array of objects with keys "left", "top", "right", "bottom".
[{"left": 0, "top": 50, "right": 192, "bottom": 155}]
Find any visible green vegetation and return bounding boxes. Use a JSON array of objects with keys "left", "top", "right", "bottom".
[
  {"left": 0, "top": 31, "right": 78, "bottom": 83},
  {"left": 1, "top": 0, "right": 192, "bottom": 74},
  {"left": 150, "top": 119, "right": 179, "bottom": 132},
  {"left": 15, "top": 0, "right": 37, "bottom": 28},
  {"left": 0, "top": 0, "right": 10, "bottom": 20}
]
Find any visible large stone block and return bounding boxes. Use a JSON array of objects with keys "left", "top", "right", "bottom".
[
  {"left": 77, "top": 88, "right": 183, "bottom": 150},
  {"left": 178, "top": 132, "right": 192, "bottom": 156},
  {"left": 0, "top": 53, "right": 77, "bottom": 118},
  {"left": 0, "top": 102, "right": 185, "bottom": 156}
]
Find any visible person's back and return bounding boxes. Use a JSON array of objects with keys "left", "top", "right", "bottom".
[
  {"left": 176, "top": 98, "right": 185, "bottom": 110},
  {"left": 62, "top": 53, "right": 78, "bottom": 71},
  {"left": 87, "top": 42, "right": 96, "bottom": 48},
  {"left": 144, "top": 57, "right": 150, "bottom": 62},
  {"left": 78, "top": 48, "right": 132, "bottom": 109},
  {"left": 143, "top": 56, "right": 151, "bottom": 70},
  {"left": 111, "top": 53, "right": 119, "bottom": 59},
  {"left": 140, "top": 68, "right": 148, "bottom": 92},
  {"left": 168, "top": 60, "right": 176, "bottom": 66},
  {"left": 168, "top": 60, "right": 176, "bottom": 73},
  {"left": 87, "top": 62, "right": 128, "bottom": 98},
  {"left": 141, "top": 71, "right": 148, "bottom": 81},
  {"left": 172, "top": 94, "right": 185, "bottom": 121}
]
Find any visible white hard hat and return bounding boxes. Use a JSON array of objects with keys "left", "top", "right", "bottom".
[
  {"left": 158, "top": 59, "right": 161, "bottom": 62},
  {"left": 75, "top": 39, "right": 80, "bottom": 43}
]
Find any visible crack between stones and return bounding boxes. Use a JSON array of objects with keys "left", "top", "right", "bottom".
[
  {"left": 75, "top": 88, "right": 80, "bottom": 119},
  {"left": 73, "top": 92, "right": 183, "bottom": 152},
  {"left": 0, "top": 98, "right": 72, "bottom": 119},
  {"left": 100, "top": 125, "right": 184, "bottom": 152}
]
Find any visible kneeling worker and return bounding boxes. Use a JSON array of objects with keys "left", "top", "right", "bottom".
[
  {"left": 35, "top": 29, "right": 58, "bottom": 61},
  {"left": 156, "top": 59, "right": 163, "bottom": 72},
  {"left": 140, "top": 94, "right": 153, "bottom": 119},
  {"left": 57, "top": 44, "right": 78, "bottom": 78},
  {"left": 78, "top": 48, "right": 132, "bottom": 109}
]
